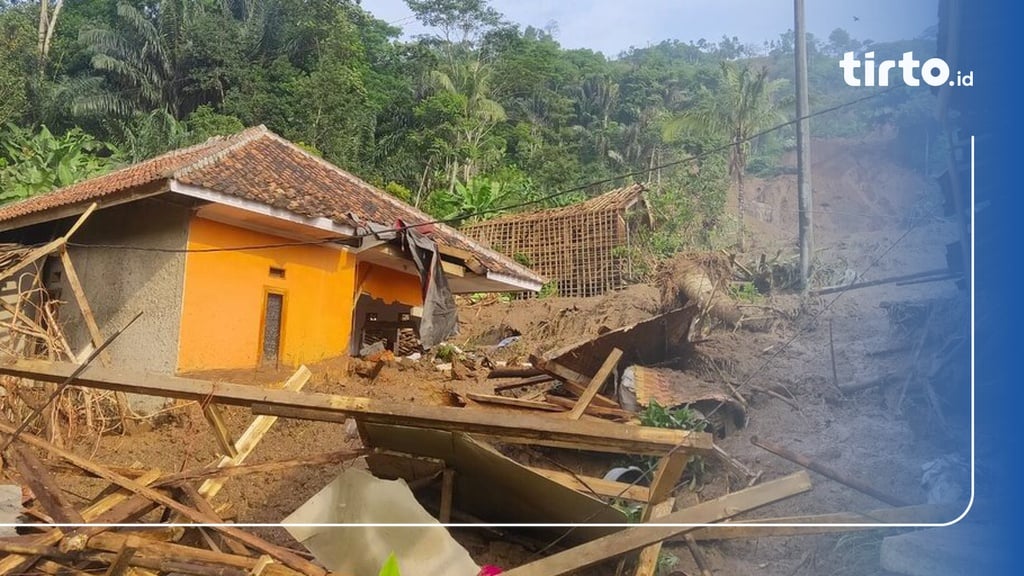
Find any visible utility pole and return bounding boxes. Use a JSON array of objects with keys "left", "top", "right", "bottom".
[{"left": 794, "top": 0, "right": 814, "bottom": 290}]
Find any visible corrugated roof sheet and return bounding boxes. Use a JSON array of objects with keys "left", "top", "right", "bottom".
[{"left": 0, "top": 126, "right": 542, "bottom": 285}]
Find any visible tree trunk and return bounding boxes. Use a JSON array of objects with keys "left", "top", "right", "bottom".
[
  {"left": 37, "top": 0, "right": 48, "bottom": 74},
  {"left": 736, "top": 169, "right": 746, "bottom": 251}
]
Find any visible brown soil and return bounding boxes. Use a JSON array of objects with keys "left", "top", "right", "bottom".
[{"left": 8, "top": 135, "right": 962, "bottom": 575}]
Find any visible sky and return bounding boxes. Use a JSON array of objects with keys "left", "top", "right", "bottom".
[{"left": 359, "top": 0, "right": 939, "bottom": 56}]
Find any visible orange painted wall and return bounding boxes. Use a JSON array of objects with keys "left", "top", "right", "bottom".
[
  {"left": 177, "top": 217, "right": 357, "bottom": 372},
  {"left": 356, "top": 262, "right": 424, "bottom": 306}
]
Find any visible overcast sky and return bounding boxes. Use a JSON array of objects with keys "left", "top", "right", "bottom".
[{"left": 359, "top": 0, "right": 939, "bottom": 56}]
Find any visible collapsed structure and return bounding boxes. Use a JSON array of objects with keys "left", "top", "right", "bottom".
[{"left": 463, "top": 184, "right": 651, "bottom": 298}]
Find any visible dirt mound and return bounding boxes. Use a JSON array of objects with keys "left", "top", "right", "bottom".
[
  {"left": 456, "top": 284, "right": 660, "bottom": 359},
  {"left": 657, "top": 252, "right": 742, "bottom": 326},
  {"left": 741, "top": 136, "right": 939, "bottom": 251}
]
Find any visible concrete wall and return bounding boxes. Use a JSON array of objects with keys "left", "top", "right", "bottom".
[{"left": 52, "top": 198, "right": 189, "bottom": 379}]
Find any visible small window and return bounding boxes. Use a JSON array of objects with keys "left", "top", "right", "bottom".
[
  {"left": 269, "top": 267, "right": 286, "bottom": 279},
  {"left": 399, "top": 313, "right": 411, "bottom": 322},
  {"left": 367, "top": 312, "right": 378, "bottom": 322}
]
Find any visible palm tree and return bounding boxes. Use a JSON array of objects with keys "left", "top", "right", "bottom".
[
  {"left": 427, "top": 57, "right": 506, "bottom": 193},
  {"left": 73, "top": 1, "right": 193, "bottom": 119},
  {"left": 664, "top": 63, "right": 784, "bottom": 249}
]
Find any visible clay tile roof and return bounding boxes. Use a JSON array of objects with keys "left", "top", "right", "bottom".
[
  {"left": 0, "top": 125, "right": 543, "bottom": 286},
  {"left": 463, "top": 183, "right": 648, "bottom": 229}
]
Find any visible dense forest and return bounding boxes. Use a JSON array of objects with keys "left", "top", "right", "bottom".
[{"left": 0, "top": 0, "right": 939, "bottom": 253}]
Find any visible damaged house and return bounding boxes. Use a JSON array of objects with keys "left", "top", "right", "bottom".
[
  {"left": 0, "top": 126, "right": 543, "bottom": 374},
  {"left": 463, "top": 183, "right": 652, "bottom": 298}
]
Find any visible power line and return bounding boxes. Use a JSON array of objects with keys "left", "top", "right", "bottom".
[{"left": 66, "top": 87, "right": 898, "bottom": 255}]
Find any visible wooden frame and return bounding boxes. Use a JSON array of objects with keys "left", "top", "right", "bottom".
[{"left": 257, "top": 287, "right": 287, "bottom": 369}]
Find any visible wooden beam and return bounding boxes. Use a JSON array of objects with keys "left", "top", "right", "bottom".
[
  {"left": 59, "top": 249, "right": 111, "bottom": 367},
  {"left": 685, "top": 503, "right": 960, "bottom": 541},
  {"left": 439, "top": 469, "right": 455, "bottom": 524},
  {"left": 0, "top": 468, "right": 161, "bottom": 576},
  {"left": 645, "top": 452, "right": 689, "bottom": 511},
  {"left": 525, "top": 467, "right": 650, "bottom": 503},
  {"left": 568, "top": 348, "right": 622, "bottom": 420},
  {"left": 500, "top": 472, "right": 813, "bottom": 576},
  {"left": 464, "top": 392, "right": 564, "bottom": 412},
  {"left": 544, "top": 395, "right": 634, "bottom": 421},
  {"left": 0, "top": 360, "right": 711, "bottom": 456},
  {"left": 371, "top": 244, "right": 465, "bottom": 277},
  {"left": 493, "top": 375, "right": 554, "bottom": 392},
  {"left": 201, "top": 404, "right": 238, "bottom": 458},
  {"left": 104, "top": 538, "right": 139, "bottom": 576},
  {"left": 0, "top": 422, "right": 325, "bottom": 576},
  {"left": 197, "top": 365, "right": 310, "bottom": 501},
  {"left": 175, "top": 482, "right": 250, "bottom": 557},
  {"left": 633, "top": 498, "right": 675, "bottom": 576},
  {"left": 7, "top": 443, "right": 84, "bottom": 524}
]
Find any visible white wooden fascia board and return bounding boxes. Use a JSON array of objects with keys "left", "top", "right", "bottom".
[{"left": 170, "top": 180, "right": 357, "bottom": 238}]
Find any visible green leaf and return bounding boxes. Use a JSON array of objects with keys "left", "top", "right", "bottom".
[{"left": 378, "top": 553, "right": 401, "bottom": 576}]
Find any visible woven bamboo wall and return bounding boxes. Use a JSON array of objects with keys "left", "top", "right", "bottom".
[{"left": 467, "top": 211, "right": 628, "bottom": 298}]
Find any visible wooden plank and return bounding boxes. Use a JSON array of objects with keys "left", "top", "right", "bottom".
[
  {"left": 198, "top": 365, "right": 311, "bottom": 501},
  {"left": 488, "top": 367, "right": 545, "bottom": 379},
  {"left": 0, "top": 422, "right": 325, "bottom": 576},
  {"left": 59, "top": 249, "right": 111, "bottom": 367},
  {"left": 559, "top": 379, "right": 620, "bottom": 409},
  {"left": 176, "top": 482, "right": 250, "bottom": 557},
  {"left": 568, "top": 348, "right": 623, "bottom": 420},
  {"left": 633, "top": 498, "right": 675, "bottom": 576},
  {"left": 645, "top": 451, "right": 689, "bottom": 511},
  {"left": 0, "top": 359, "right": 711, "bottom": 455},
  {"left": 521, "top": 468, "right": 649, "bottom": 503},
  {"left": 493, "top": 375, "right": 554, "bottom": 392},
  {"left": 439, "top": 469, "right": 455, "bottom": 524},
  {"left": 8, "top": 443, "right": 84, "bottom": 524},
  {"left": 201, "top": 404, "right": 238, "bottom": 458},
  {"left": 465, "top": 392, "right": 565, "bottom": 412},
  {"left": 685, "top": 503, "right": 960, "bottom": 541},
  {"left": 500, "top": 472, "right": 813, "bottom": 576},
  {"left": 0, "top": 239, "right": 65, "bottom": 285},
  {"left": 104, "top": 538, "right": 139, "bottom": 576},
  {"left": 544, "top": 395, "right": 634, "bottom": 420},
  {"left": 0, "top": 468, "right": 161, "bottom": 576}
]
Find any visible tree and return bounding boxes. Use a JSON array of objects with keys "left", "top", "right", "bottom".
[
  {"left": 0, "top": 124, "right": 116, "bottom": 203},
  {"left": 663, "top": 63, "right": 784, "bottom": 249}
]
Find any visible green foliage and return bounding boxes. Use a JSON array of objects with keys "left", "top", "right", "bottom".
[
  {"left": 433, "top": 343, "right": 459, "bottom": 362},
  {"left": 639, "top": 400, "right": 708, "bottom": 432},
  {"left": 729, "top": 281, "right": 762, "bottom": 303},
  {"left": 0, "top": 125, "right": 117, "bottom": 203},
  {"left": 537, "top": 280, "right": 558, "bottom": 298},
  {"left": 378, "top": 553, "right": 401, "bottom": 576}
]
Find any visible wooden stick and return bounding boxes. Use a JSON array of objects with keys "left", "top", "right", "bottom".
[
  {"left": 154, "top": 450, "right": 365, "bottom": 486},
  {"left": 439, "top": 469, "right": 455, "bottom": 524},
  {"left": 750, "top": 436, "right": 911, "bottom": 507},
  {"left": 198, "top": 366, "right": 311, "bottom": 501},
  {"left": 633, "top": 498, "right": 674, "bottom": 576},
  {"left": 683, "top": 534, "right": 713, "bottom": 576},
  {"left": 544, "top": 395, "right": 634, "bottom": 420},
  {"left": 0, "top": 422, "right": 325, "bottom": 576},
  {"left": 501, "top": 472, "right": 813, "bottom": 576},
  {"left": 201, "top": 404, "right": 238, "bottom": 458},
  {"left": 810, "top": 268, "right": 951, "bottom": 296},
  {"left": 175, "top": 482, "right": 250, "bottom": 556},
  {"left": 493, "top": 375, "right": 555, "bottom": 393},
  {"left": 488, "top": 366, "right": 544, "bottom": 379},
  {"left": 0, "top": 468, "right": 161, "bottom": 576},
  {"left": 0, "top": 360, "right": 710, "bottom": 456},
  {"left": 464, "top": 393, "right": 564, "bottom": 412},
  {"left": 684, "top": 503, "right": 960, "bottom": 541},
  {"left": 8, "top": 443, "right": 84, "bottom": 523},
  {"left": 828, "top": 320, "right": 840, "bottom": 391},
  {"left": 59, "top": 248, "right": 111, "bottom": 367},
  {"left": 103, "top": 538, "right": 139, "bottom": 576},
  {"left": 568, "top": 348, "right": 623, "bottom": 420}
]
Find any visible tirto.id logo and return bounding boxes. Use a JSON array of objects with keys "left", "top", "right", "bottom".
[{"left": 840, "top": 51, "right": 973, "bottom": 87}]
